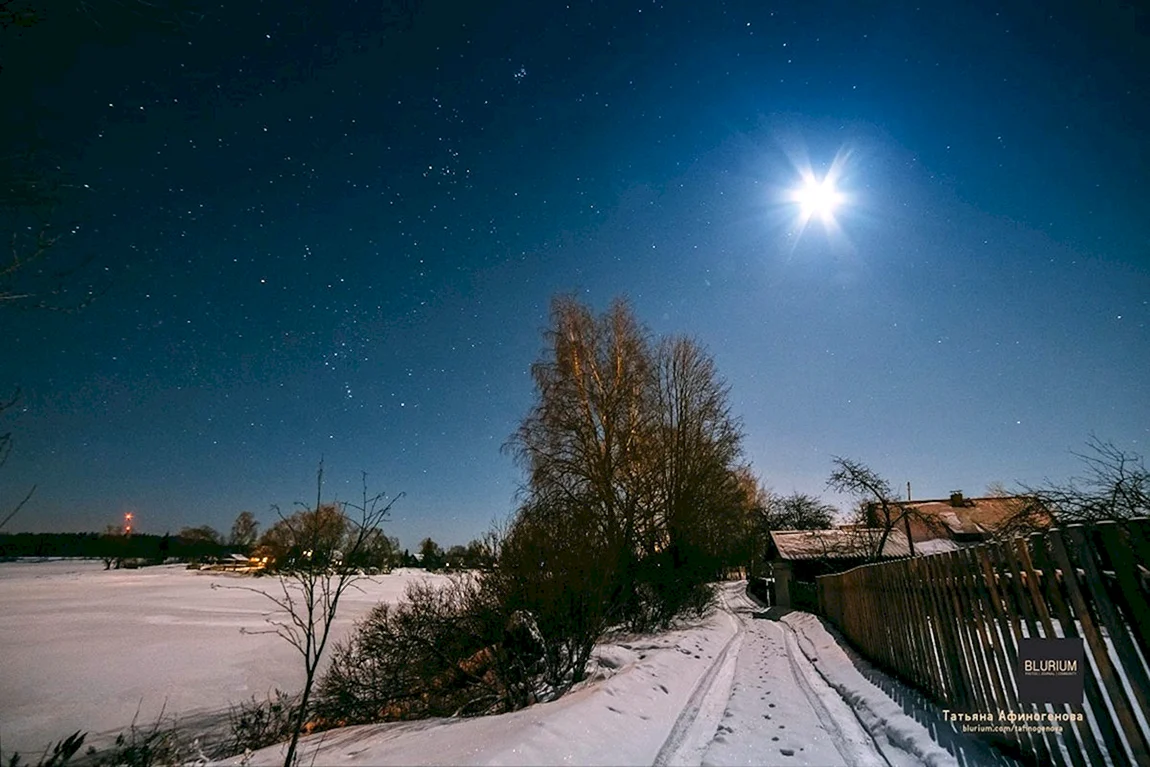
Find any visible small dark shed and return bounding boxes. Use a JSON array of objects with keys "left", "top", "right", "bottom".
[{"left": 765, "top": 528, "right": 913, "bottom": 609}]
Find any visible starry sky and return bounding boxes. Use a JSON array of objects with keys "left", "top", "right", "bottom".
[{"left": 2, "top": 0, "right": 1147, "bottom": 548}]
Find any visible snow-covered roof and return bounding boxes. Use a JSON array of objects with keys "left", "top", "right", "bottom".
[
  {"left": 911, "top": 537, "right": 964, "bottom": 555},
  {"left": 895, "top": 495, "right": 1042, "bottom": 540},
  {"left": 768, "top": 529, "right": 912, "bottom": 560}
]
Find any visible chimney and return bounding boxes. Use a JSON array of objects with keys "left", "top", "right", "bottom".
[{"left": 950, "top": 490, "right": 965, "bottom": 507}]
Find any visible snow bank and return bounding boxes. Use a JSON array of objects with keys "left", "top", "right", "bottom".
[
  {"left": 781, "top": 611, "right": 1015, "bottom": 767},
  {"left": 217, "top": 602, "right": 740, "bottom": 766}
]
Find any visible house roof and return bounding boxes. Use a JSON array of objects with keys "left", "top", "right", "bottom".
[
  {"left": 889, "top": 495, "right": 1045, "bottom": 541},
  {"left": 913, "top": 537, "right": 965, "bottom": 555},
  {"left": 768, "top": 528, "right": 912, "bottom": 561}
]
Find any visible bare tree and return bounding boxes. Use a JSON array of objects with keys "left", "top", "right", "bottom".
[
  {"left": 178, "top": 524, "right": 223, "bottom": 545},
  {"left": 723, "top": 465, "right": 773, "bottom": 577},
  {"left": 0, "top": 155, "right": 98, "bottom": 531},
  {"left": 507, "top": 296, "right": 750, "bottom": 628},
  {"left": 763, "top": 492, "right": 838, "bottom": 531},
  {"left": 0, "top": 386, "right": 33, "bottom": 530},
  {"left": 1005, "top": 437, "right": 1148, "bottom": 532},
  {"left": 229, "top": 510, "right": 260, "bottom": 549},
  {"left": 226, "top": 462, "right": 401, "bottom": 767},
  {"left": 984, "top": 480, "right": 1012, "bottom": 497},
  {"left": 506, "top": 295, "right": 654, "bottom": 596},
  {"left": 647, "top": 336, "right": 745, "bottom": 574},
  {"left": 827, "top": 457, "right": 939, "bottom": 560},
  {"left": 0, "top": 154, "right": 98, "bottom": 311}
]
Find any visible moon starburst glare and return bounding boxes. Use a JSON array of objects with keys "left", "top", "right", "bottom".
[
  {"left": 780, "top": 148, "right": 855, "bottom": 246},
  {"left": 793, "top": 174, "right": 845, "bottom": 223}
]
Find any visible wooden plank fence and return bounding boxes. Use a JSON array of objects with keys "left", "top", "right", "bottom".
[{"left": 816, "top": 519, "right": 1150, "bottom": 767}]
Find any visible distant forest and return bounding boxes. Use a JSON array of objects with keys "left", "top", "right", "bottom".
[{"left": 0, "top": 532, "right": 229, "bottom": 564}]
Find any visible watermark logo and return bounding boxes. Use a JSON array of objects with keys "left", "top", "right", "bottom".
[{"left": 1016, "top": 638, "right": 1084, "bottom": 704}]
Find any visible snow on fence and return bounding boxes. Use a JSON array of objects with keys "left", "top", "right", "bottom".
[{"left": 816, "top": 520, "right": 1150, "bottom": 767}]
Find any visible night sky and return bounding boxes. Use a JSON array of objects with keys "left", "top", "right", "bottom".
[{"left": 2, "top": 0, "right": 1147, "bottom": 548}]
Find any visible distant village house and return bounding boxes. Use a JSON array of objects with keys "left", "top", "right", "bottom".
[{"left": 765, "top": 491, "right": 1049, "bottom": 608}]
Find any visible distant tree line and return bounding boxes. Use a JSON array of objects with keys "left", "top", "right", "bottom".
[
  {"left": 0, "top": 524, "right": 496, "bottom": 574},
  {"left": 0, "top": 530, "right": 228, "bottom": 565},
  {"left": 412, "top": 536, "right": 496, "bottom": 571}
]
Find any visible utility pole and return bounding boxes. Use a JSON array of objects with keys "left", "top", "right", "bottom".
[{"left": 904, "top": 483, "right": 914, "bottom": 556}]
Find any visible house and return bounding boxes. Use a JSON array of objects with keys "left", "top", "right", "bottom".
[
  {"left": 866, "top": 491, "right": 1051, "bottom": 552},
  {"left": 204, "top": 553, "right": 266, "bottom": 572},
  {"left": 765, "top": 528, "right": 913, "bottom": 609},
  {"left": 761, "top": 493, "right": 1051, "bottom": 610}
]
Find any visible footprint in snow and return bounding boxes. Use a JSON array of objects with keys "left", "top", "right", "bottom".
[
  {"left": 779, "top": 748, "right": 795, "bottom": 757},
  {"left": 658, "top": 684, "right": 669, "bottom": 694},
  {"left": 607, "top": 706, "right": 622, "bottom": 714}
]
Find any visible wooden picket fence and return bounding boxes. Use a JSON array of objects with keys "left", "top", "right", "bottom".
[{"left": 816, "top": 519, "right": 1150, "bottom": 767}]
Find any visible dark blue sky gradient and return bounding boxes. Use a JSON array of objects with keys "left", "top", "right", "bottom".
[{"left": 2, "top": 0, "right": 1147, "bottom": 548}]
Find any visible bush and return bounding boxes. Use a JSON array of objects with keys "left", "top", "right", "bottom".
[
  {"left": 3, "top": 714, "right": 202, "bottom": 767},
  {"left": 84, "top": 723, "right": 185, "bottom": 767},
  {"left": 482, "top": 507, "right": 613, "bottom": 694},
  {"left": 3, "top": 731, "right": 86, "bottom": 767},
  {"left": 316, "top": 496, "right": 723, "bottom": 733},
  {"left": 314, "top": 576, "right": 524, "bottom": 725},
  {"left": 619, "top": 544, "right": 718, "bottom": 632},
  {"left": 226, "top": 689, "right": 301, "bottom": 755}
]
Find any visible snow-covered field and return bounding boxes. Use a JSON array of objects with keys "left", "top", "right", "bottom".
[
  {"left": 0, "top": 560, "right": 449, "bottom": 758},
  {"left": 3, "top": 561, "right": 1016, "bottom": 766}
]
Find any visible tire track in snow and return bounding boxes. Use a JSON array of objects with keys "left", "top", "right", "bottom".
[
  {"left": 655, "top": 586, "right": 910, "bottom": 767},
  {"left": 772, "top": 619, "right": 893, "bottom": 767},
  {"left": 653, "top": 584, "right": 746, "bottom": 767}
]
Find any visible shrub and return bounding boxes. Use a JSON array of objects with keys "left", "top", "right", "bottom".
[
  {"left": 314, "top": 576, "right": 518, "bottom": 724},
  {"left": 3, "top": 731, "right": 86, "bottom": 767},
  {"left": 621, "top": 546, "right": 718, "bottom": 632},
  {"left": 316, "top": 496, "right": 722, "bottom": 733},
  {"left": 85, "top": 725, "right": 182, "bottom": 767},
  {"left": 482, "top": 507, "right": 613, "bottom": 694},
  {"left": 226, "top": 689, "right": 301, "bottom": 755},
  {"left": 3, "top": 714, "right": 199, "bottom": 767}
]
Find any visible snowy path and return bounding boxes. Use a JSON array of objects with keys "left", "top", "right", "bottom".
[
  {"left": 653, "top": 583, "right": 886, "bottom": 767},
  {"left": 683, "top": 587, "right": 886, "bottom": 766},
  {"left": 226, "top": 582, "right": 1013, "bottom": 766}
]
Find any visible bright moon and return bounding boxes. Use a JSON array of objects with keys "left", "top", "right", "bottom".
[{"left": 792, "top": 175, "right": 844, "bottom": 222}]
